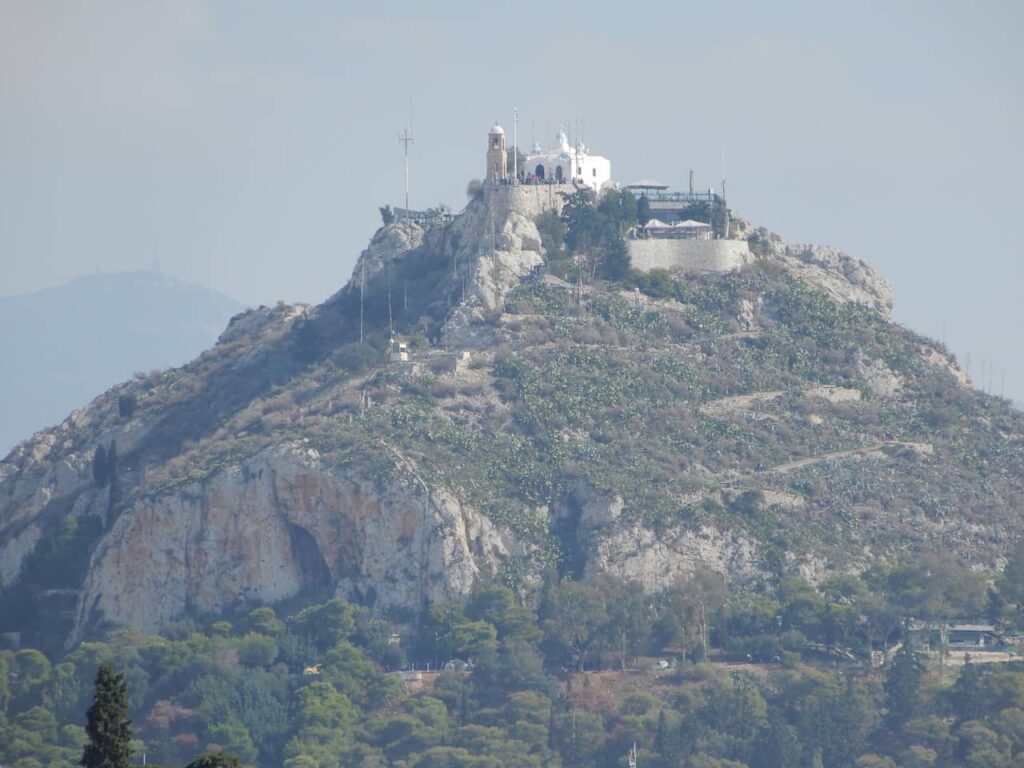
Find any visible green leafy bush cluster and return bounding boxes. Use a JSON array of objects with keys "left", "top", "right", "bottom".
[{"left": 12, "top": 553, "right": 1024, "bottom": 768}]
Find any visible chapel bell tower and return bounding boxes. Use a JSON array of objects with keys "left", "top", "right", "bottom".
[{"left": 486, "top": 124, "right": 507, "bottom": 183}]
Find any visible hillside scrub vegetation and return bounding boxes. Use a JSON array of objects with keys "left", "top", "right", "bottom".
[
  {"left": 3, "top": 183, "right": 1024, "bottom": 768},
  {"left": 3, "top": 258, "right": 1021, "bottom": 650}
]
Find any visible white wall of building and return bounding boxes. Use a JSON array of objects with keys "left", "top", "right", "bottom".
[{"left": 524, "top": 130, "right": 611, "bottom": 194}]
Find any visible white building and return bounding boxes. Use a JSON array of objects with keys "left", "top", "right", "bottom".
[{"left": 523, "top": 128, "right": 611, "bottom": 194}]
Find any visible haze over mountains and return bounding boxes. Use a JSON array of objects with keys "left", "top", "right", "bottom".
[{"left": 0, "top": 270, "right": 244, "bottom": 454}]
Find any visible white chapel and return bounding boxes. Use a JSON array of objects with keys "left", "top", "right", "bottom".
[{"left": 523, "top": 128, "right": 612, "bottom": 194}]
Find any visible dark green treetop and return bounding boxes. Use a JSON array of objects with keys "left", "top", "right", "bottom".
[
  {"left": 184, "top": 753, "right": 242, "bottom": 768},
  {"left": 80, "top": 663, "right": 133, "bottom": 768}
]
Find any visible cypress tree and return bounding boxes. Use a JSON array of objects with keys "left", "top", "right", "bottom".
[
  {"left": 752, "top": 708, "right": 801, "bottom": 768},
  {"left": 105, "top": 442, "right": 119, "bottom": 481},
  {"left": 106, "top": 441, "right": 123, "bottom": 514},
  {"left": 81, "top": 663, "right": 133, "bottom": 768},
  {"left": 91, "top": 445, "right": 108, "bottom": 487},
  {"left": 601, "top": 236, "right": 631, "bottom": 281},
  {"left": 952, "top": 655, "right": 985, "bottom": 723},
  {"left": 884, "top": 641, "right": 925, "bottom": 729},
  {"left": 637, "top": 194, "right": 651, "bottom": 226}
]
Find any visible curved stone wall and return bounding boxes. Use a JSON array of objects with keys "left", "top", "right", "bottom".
[{"left": 628, "top": 238, "right": 754, "bottom": 273}]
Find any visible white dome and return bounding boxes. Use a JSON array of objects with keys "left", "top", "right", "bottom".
[
  {"left": 489, "top": 124, "right": 505, "bottom": 135},
  {"left": 555, "top": 129, "right": 568, "bottom": 145}
]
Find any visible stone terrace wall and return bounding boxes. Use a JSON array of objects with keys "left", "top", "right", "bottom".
[
  {"left": 484, "top": 183, "right": 576, "bottom": 221},
  {"left": 629, "top": 238, "right": 755, "bottom": 273}
]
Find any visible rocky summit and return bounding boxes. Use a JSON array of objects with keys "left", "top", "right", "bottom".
[{"left": 1, "top": 181, "right": 1021, "bottom": 651}]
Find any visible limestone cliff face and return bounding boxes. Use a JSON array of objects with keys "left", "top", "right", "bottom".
[
  {"left": 72, "top": 442, "right": 511, "bottom": 641},
  {"left": 340, "top": 185, "right": 569, "bottom": 324},
  {"left": 566, "top": 482, "right": 763, "bottom": 590},
  {"left": 419, "top": 185, "right": 569, "bottom": 316},
  {"left": 337, "top": 222, "right": 427, "bottom": 297}
]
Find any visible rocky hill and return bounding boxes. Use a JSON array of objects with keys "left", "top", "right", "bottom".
[{"left": 1, "top": 186, "right": 1021, "bottom": 651}]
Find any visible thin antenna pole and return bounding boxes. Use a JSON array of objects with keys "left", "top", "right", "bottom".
[
  {"left": 399, "top": 102, "right": 414, "bottom": 221},
  {"left": 721, "top": 140, "right": 728, "bottom": 205},
  {"left": 721, "top": 140, "right": 726, "bottom": 190},
  {"left": 359, "top": 264, "right": 365, "bottom": 344},
  {"left": 513, "top": 106, "right": 518, "bottom": 182}
]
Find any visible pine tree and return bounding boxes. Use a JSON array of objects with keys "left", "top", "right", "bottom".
[{"left": 81, "top": 663, "right": 133, "bottom": 768}]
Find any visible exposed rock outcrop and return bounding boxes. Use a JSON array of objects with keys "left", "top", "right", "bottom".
[
  {"left": 71, "top": 442, "right": 511, "bottom": 641},
  {"left": 778, "top": 243, "right": 894, "bottom": 315},
  {"left": 730, "top": 218, "right": 893, "bottom": 315}
]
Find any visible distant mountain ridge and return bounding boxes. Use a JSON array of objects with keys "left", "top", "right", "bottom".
[{"left": 0, "top": 271, "right": 244, "bottom": 454}]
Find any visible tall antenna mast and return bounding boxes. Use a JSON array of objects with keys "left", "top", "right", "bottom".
[
  {"left": 513, "top": 106, "right": 518, "bottom": 182},
  {"left": 398, "top": 102, "right": 414, "bottom": 221}
]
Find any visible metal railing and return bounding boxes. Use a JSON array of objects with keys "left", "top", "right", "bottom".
[{"left": 633, "top": 190, "right": 721, "bottom": 203}]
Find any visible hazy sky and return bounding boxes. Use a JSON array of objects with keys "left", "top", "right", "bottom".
[{"left": 1, "top": 1, "right": 1021, "bottom": 400}]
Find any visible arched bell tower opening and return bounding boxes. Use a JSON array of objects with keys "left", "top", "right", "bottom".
[{"left": 486, "top": 124, "right": 507, "bottom": 184}]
